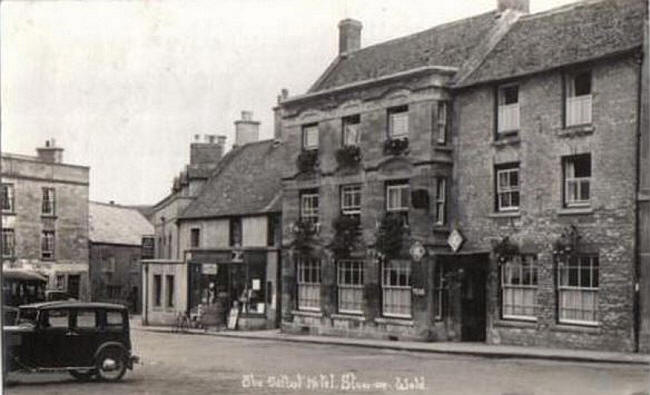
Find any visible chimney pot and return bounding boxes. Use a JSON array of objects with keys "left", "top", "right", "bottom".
[
  {"left": 217, "top": 135, "right": 227, "bottom": 146},
  {"left": 234, "top": 110, "right": 260, "bottom": 146},
  {"left": 36, "top": 139, "right": 64, "bottom": 164},
  {"left": 338, "top": 19, "right": 362, "bottom": 55},
  {"left": 497, "top": 0, "right": 529, "bottom": 13}
]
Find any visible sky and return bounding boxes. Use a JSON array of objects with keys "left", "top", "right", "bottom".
[{"left": 2, "top": 0, "right": 577, "bottom": 206}]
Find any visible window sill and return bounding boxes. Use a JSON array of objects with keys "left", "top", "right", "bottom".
[
  {"left": 488, "top": 211, "right": 521, "bottom": 218},
  {"left": 558, "top": 125, "right": 594, "bottom": 137},
  {"left": 557, "top": 207, "right": 594, "bottom": 216},
  {"left": 432, "top": 225, "right": 449, "bottom": 234},
  {"left": 554, "top": 322, "right": 601, "bottom": 334},
  {"left": 2, "top": 211, "right": 15, "bottom": 216},
  {"left": 41, "top": 258, "right": 56, "bottom": 262},
  {"left": 291, "top": 309, "right": 323, "bottom": 318},
  {"left": 494, "top": 318, "right": 537, "bottom": 329},
  {"left": 41, "top": 215, "right": 57, "bottom": 219},
  {"left": 434, "top": 145, "right": 453, "bottom": 152},
  {"left": 374, "top": 317, "right": 414, "bottom": 326},
  {"left": 493, "top": 134, "right": 520, "bottom": 148},
  {"left": 331, "top": 313, "right": 366, "bottom": 322}
]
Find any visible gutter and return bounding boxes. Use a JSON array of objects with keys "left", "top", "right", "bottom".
[{"left": 281, "top": 66, "right": 458, "bottom": 105}]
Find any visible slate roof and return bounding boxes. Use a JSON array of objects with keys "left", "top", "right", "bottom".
[
  {"left": 308, "top": 10, "right": 502, "bottom": 93},
  {"left": 89, "top": 202, "right": 154, "bottom": 246},
  {"left": 458, "top": 0, "right": 647, "bottom": 87},
  {"left": 180, "top": 139, "right": 288, "bottom": 219}
]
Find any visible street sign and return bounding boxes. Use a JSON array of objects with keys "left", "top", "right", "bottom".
[{"left": 448, "top": 229, "right": 465, "bottom": 253}]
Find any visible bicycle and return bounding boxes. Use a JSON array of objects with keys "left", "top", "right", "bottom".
[{"left": 172, "top": 311, "right": 190, "bottom": 333}]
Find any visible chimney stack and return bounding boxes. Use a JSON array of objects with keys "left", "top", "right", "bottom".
[
  {"left": 338, "top": 19, "right": 362, "bottom": 55},
  {"left": 234, "top": 111, "right": 260, "bottom": 147},
  {"left": 497, "top": 0, "right": 529, "bottom": 13},
  {"left": 190, "top": 134, "right": 226, "bottom": 166},
  {"left": 36, "top": 138, "right": 64, "bottom": 164}
]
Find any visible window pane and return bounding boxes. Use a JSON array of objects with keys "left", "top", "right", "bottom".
[
  {"left": 389, "top": 111, "right": 409, "bottom": 138},
  {"left": 502, "top": 86, "right": 518, "bottom": 104},
  {"left": 77, "top": 310, "right": 97, "bottom": 328},
  {"left": 574, "top": 72, "right": 591, "bottom": 96}
]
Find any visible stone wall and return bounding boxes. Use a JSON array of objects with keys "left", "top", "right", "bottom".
[{"left": 454, "top": 55, "right": 641, "bottom": 352}]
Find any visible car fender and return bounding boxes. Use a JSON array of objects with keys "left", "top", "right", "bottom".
[{"left": 94, "top": 341, "right": 129, "bottom": 361}]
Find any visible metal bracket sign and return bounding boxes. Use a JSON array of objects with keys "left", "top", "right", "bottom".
[{"left": 409, "top": 241, "right": 426, "bottom": 262}]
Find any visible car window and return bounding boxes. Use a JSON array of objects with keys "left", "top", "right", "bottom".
[
  {"left": 17, "top": 308, "right": 37, "bottom": 326},
  {"left": 76, "top": 310, "right": 97, "bottom": 329},
  {"left": 46, "top": 309, "right": 69, "bottom": 328},
  {"left": 106, "top": 311, "right": 123, "bottom": 328}
]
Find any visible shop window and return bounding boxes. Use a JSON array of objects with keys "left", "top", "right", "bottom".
[
  {"left": 501, "top": 255, "right": 538, "bottom": 320},
  {"left": 337, "top": 260, "right": 364, "bottom": 314},
  {"left": 565, "top": 70, "right": 592, "bottom": 126},
  {"left": 388, "top": 106, "right": 409, "bottom": 140},
  {"left": 341, "top": 184, "right": 361, "bottom": 220},
  {"left": 342, "top": 115, "right": 361, "bottom": 146},
  {"left": 495, "top": 164, "right": 520, "bottom": 212},
  {"left": 381, "top": 260, "right": 412, "bottom": 318},
  {"left": 558, "top": 254, "right": 599, "bottom": 325},
  {"left": 41, "top": 230, "right": 55, "bottom": 260},
  {"left": 2, "top": 228, "right": 15, "bottom": 258},
  {"left": 497, "top": 84, "right": 520, "bottom": 136},
  {"left": 153, "top": 274, "right": 162, "bottom": 307},
  {"left": 297, "top": 257, "right": 321, "bottom": 311},
  {"left": 42, "top": 187, "right": 56, "bottom": 216},
  {"left": 2, "top": 184, "right": 14, "bottom": 213},
  {"left": 563, "top": 154, "right": 591, "bottom": 207},
  {"left": 302, "top": 124, "right": 319, "bottom": 151},
  {"left": 300, "top": 190, "right": 319, "bottom": 225},
  {"left": 244, "top": 261, "right": 266, "bottom": 314},
  {"left": 166, "top": 275, "right": 174, "bottom": 307},
  {"left": 190, "top": 228, "right": 200, "bottom": 248}
]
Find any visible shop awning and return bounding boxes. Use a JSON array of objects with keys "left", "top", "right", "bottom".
[{"left": 3, "top": 270, "right": 48, "bottom": 282}]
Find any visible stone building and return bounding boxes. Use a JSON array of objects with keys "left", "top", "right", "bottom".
[
  {"left": 142, "top": 133, "right": 226, "bottom": 325},
  {"left": 1, "top": 140, "right": 90, "bottom": 301},
  {"left": 89, "top": 201, "right": 154, "bottom": 313},
  {"left": 142, "top": 112, "right": 290, "bottom": 329},
  {"left": 278, "top": 0, "right": 649, "bottom": 352}
]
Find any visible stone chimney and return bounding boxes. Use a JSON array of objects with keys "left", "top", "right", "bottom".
[
  {"left": 273, "top": 89, "right": 289, "bottom": 140},
  {"left": 498, "top": 0, "right": 529, "bottom": 13},
  {"left": 234, "top": 111, "right": 260, "bottom": 147},
  {"left": 338, "top": 19, "right": 362, "bottom": 55},
  {"left": 36, "top": 139, "right": 64, "bottom": 164},
  {"left": 190, "top": 134, "right": 226, "bottom": 165}
]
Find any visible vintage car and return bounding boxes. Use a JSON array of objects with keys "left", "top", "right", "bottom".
[{"left": 4, "top": 301, "right": 138, "bottom": 381}]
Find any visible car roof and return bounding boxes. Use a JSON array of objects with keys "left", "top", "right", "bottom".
[{"left": 19, "top": 301, "right": 128, "bottom": 311}]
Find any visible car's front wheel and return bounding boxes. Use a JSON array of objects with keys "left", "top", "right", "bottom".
[
  {"left": 69, "top": 369, "right": 96, "bottom": 381},
  {"left": 95, "top": 347, "right": 127, "bottom": 381}
]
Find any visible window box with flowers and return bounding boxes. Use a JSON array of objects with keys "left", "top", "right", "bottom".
[
  {"left": 383, "top": 138, "right": 409, "bottom": 156},
  {"left": 329, "top": 215, "right": 361, "bottom": 259},
  {"left": 335, "top": 145, "right": 362, "bottom": 168},
  {"left": 375, "top": 212, "right": 409, "bottom": 259},
  {"left": 296, "top": 150, "right": 319, "bottom": 173},
  {"left": 290, "top": 218, "right": 320, "bottom": 253}
]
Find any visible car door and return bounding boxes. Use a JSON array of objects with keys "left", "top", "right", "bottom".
[
  {"left": 33, "top": 308, "right": 70, "bottom": 367},
  {"left": 66, "top": 309, "right": 100, "bottom": 367}
]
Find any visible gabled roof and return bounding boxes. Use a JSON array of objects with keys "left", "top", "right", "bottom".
[
  {"left": 180, "top": 139, "right": 288, "bottom": 219},
  {"left": 89, "top": 202, "right": 154, "bottom": 246},
  {"left": 308, "top": 10, "right": 502, "bottom": 93},
  {"left": 458, "top": 0, "right": 647, "bottom": 87}
]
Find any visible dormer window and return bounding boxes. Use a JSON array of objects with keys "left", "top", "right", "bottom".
[
  {"left": 565, "top": 70, "right": 592, "bottom": 127},
  {"left": 388, "top": 106, "right": 409, "bottom": 140},
  {"left": 497, "top": 85, "right": 520, "bottom": 135},
  {"left": 342, "top": 115, "right": 361, "bottom": 146},
  {"left": 436, "top": 101, "right": 449, "bottom": 144},
  {"left": 302, "top": 124, "right": 319, "bottom": 151}
]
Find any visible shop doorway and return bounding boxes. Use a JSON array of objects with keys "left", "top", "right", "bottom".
[{"left": 460, "top": 266, "right": 486, "bottom": 341}]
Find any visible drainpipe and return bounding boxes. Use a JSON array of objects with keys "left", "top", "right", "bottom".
[
  {"left": 634, "top": 45, "right": 645, "bottom": 353},
  {"left": 143, "top": 263, "right": 149, "bottom": 326}
]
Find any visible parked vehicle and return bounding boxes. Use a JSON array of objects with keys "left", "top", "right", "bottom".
[
  {"left": 44, "top": 290, "right": 76, "bottom": 302},
  {"left": 4, "top": 301, "right": 138, "bottom": 381}
]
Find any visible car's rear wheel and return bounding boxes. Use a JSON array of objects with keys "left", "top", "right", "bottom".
[
  {"left": 69, "top": 369, "right": 96, "bottom": 381},
  {"left": 95, "top": 348, "right": 127, "bottom": 382}
]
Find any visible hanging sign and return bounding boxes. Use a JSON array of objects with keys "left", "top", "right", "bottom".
[
  {"left": 448, "top": 229, "right": 465, "bottom": 253},
  {"left": 409, "top": 241, "right": 426, "bottom": 262}
]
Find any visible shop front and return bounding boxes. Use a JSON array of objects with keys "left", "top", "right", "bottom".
[{"left": 188, "top": 249, "right": 279, "bottom": 330}]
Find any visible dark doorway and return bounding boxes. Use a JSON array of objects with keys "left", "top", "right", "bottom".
[
  {"left": 67, "top": 275, "right": 80, "bottom": 299},
  {"left": 460, "top": 266, "right": 487, "bottom": 341}
]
